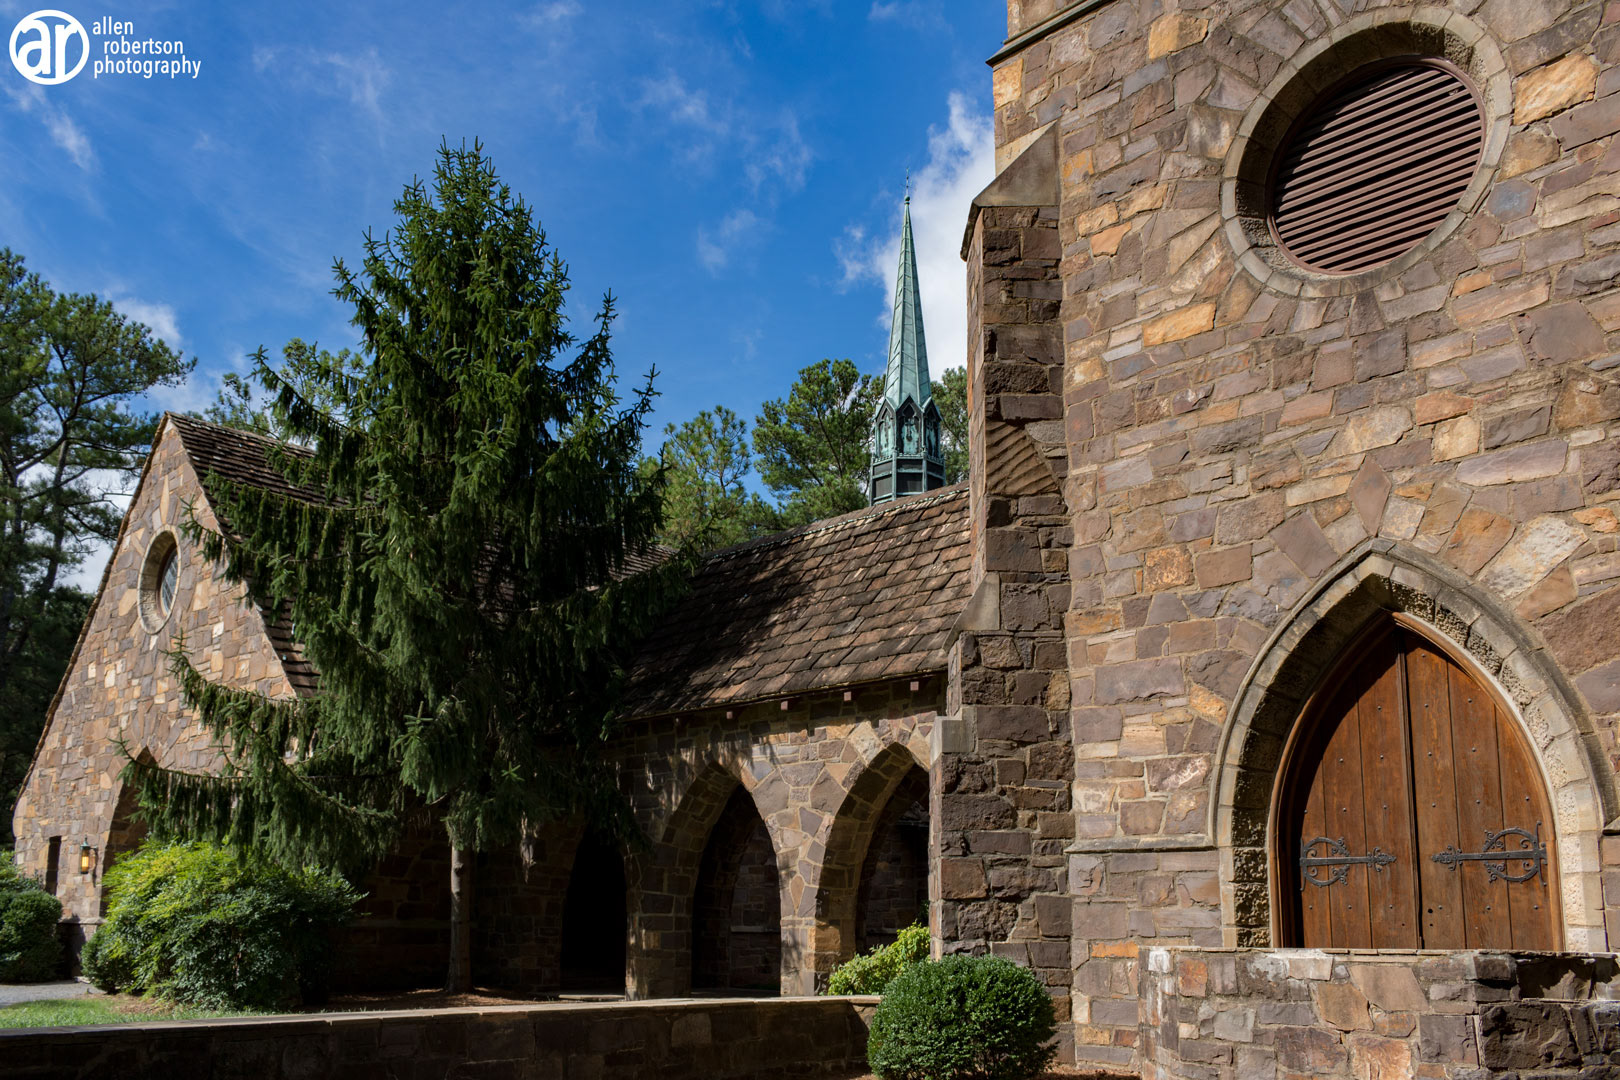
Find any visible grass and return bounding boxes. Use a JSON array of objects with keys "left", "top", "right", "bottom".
[
  {"left": 0, "top": 997, "right": 129, "bottom": 1029},
  {"left": 0, "top": 996, "right": 252, "bottom": 1029}
]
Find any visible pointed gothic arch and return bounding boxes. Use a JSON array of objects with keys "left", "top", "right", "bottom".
[
  {"left": 808, "top": 740, "right": 931, "bottom": 988},
  {"left": 1211, "top": 542, "right": 1613, "bottom": 951},
  {"left": 100, "top": 748, "right": 156, "bottom": 913},
  {"left": 628, "top": 759, "right": 787, "bottom": 997}
]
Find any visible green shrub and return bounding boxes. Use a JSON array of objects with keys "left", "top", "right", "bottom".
[
  {"left": 0, "top": 851, "right": 63, "bottom": 982},
  {"left": 827, "top": 921, "right": 929, "bottom": 995},
  {"left": 867, "top": 954, "right": 1057, "bottom": 1080},
  {"left": 82, "top": 842, "right": 360, "bottom": 1010}
]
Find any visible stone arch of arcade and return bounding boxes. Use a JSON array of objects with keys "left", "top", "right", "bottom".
[
  {"left": 1211, "top": 542, "right": 1614, "bottom": 952},
  {"left": 806, "top": 739, "right": 932, "bottom": 990},
  {"left": 627, "top": 758, "right": 786, "bottom": 998},
  {"left": 619, "top": 711, "right": 936, "bottom": 999}
]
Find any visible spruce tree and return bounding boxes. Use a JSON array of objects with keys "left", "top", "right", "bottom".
[{"left": 128, "top": 144, "right": 690, "bottom": 991}]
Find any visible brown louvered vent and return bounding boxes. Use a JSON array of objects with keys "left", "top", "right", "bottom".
[{"left": 1270, "top": 61, "right": 1484, "bottom": 274}]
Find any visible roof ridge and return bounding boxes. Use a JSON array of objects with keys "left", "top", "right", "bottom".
[
  {"left": 704, "top": 482, "right": 967, "bottom": 565},
  {"left": 166, "top": 411, "right": 314, "bottom": 457}
]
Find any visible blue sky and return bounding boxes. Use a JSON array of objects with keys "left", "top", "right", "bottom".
[{"left": 4, "top": 3, "right": 1004, "bottom": 588}]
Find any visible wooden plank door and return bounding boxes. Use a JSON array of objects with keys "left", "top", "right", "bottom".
[{"left": 1280, "top": 625, "right": 1557, "bottom": 950}]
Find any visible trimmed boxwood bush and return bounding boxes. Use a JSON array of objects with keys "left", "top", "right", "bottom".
[
  {"left": 827, "top": 922, "right": 929, "bottom": 995},
  {"left": 0, "top": 852, "right": 63, "bottom": 982},
  {"left": 81, "top": 841, "right": 360, "bottom": 1010},
  {"left": 867, "top": 954, "right": 1057, "bottom": 1080}
]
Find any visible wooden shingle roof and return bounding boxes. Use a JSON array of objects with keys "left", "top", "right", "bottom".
[
  {"left": 619, "top": 485, "right": 970, "bottom": 718},
  {"left": 164, "top": 415, "right": 971, "bottom": 716}
]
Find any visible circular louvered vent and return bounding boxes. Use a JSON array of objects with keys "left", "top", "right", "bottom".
[{"left": 1269, "top": 61, "right": 1484, "bottom": 275}]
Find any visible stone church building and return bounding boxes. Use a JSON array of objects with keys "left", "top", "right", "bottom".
[{"left": 13, "top": 0, "right": 1620, "bottom": 1074}]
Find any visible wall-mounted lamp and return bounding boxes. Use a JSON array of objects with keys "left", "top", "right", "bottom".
[{"left": 78, "top": 840, "right": 92, "bottom": 875}]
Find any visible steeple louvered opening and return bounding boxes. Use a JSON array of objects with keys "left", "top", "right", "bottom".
[{"left": 1268, "top": 60, "right": 1485, "bottom": 275}]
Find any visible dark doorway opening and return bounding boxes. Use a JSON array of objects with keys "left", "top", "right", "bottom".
[
  {"left": 692, "top": 785, "right": 780, "bottom": 994},
  {"left": 855, "top": 765, "right": 929, "bottom": 952},
  {"left": 559, "top": 831, "right": 627, "bottom": 993}
]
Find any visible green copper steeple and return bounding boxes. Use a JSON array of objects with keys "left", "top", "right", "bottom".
[{"left": 869, "top": 195, "right": 945, "bottom": 504}]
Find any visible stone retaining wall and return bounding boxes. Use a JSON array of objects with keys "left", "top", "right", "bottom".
[
  {"left": 1139, "top": 947, "right": 1620, "bottom": 1079},
  {"left": 0, "top": 995, "right": 878, "bottom": 1080}
]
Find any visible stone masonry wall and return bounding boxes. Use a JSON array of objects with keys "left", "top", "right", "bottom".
[
  {"left": 949, "top": 180, "right": 1078, "bottom": 1055},
  {"left": 618, "top": 679, "right": 938, "bottom": 998},
  {"left": 9, "top": 423, "right": 288, "bottom": 935},
  {"left": 0, "top": 996, "right": 880, "bottom": 1080},
  {"left": 987, "top": 0, "right": 1620, "bottom": 1070},
  {"left": 1140, "top": 947, "right": 1620, "bottom": 1079}
]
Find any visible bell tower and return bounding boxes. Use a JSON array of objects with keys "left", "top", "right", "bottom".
[{"left": 869, "top": 196, "right": 944, "bottom": 504}]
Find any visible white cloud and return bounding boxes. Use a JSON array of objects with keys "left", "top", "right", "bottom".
[
  {"left": 868, "top": 1, "right": 946, "bottom": 29},
  {"left": 697, "top": 208, "right": 762, "bottom": 272},
  {"left": 5, "top": 85, "right": 94, "bottom": 170},
  {"left": 640, "top": 75, "right": 812, "bottom": 194},
  {"left": 745, "top": 112, "right": 811, "bottom": 194},
  {"left": 639, "top": 73, "right": 728, "bottom": 134},
  {"left": 838, "top": 91, "right": 993, "bottom": 382},
  {"left": 254, "top": 46, "right": 391, "bottom": 130},
  {"left": 110, "top": 296, "right": 184, "bottom": 350},
  {"left": 520, "top": 1, "right": 582, "bottom": 26},
  {"left": 322, "top": 47, "right": 391, "bottom": 126}
]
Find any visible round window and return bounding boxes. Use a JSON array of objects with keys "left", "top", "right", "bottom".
[
  {"left": 138, "top": 531, "right": 181, "bottom": 632},
  {"left": 1268, "top": 59, "right": 1484, "bottom": 274}
]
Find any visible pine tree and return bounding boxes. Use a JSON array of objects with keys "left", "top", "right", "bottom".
[
  {"left": 932, "top": 367, "right": 969, "bottom": 485},
  {"left": 128, "top": 144, "right": 691, "bottom": 991},
  {"left": 0, "top": 249, "right": 191, "bottom": 838},
  {"left": 752, "top": 358, "right": 881, "bottom": 526},
  {"left": 645, "top": 406, "right": 780, "bottom": 550}
]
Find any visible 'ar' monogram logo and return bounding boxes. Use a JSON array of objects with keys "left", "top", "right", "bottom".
[{"left": 10, "top": 10, "right": 89, "bottom": 85}]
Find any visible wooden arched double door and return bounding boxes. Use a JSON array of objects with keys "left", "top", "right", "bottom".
[{"left": 1276, "top": 622, "right": 1558, "bottom": 950}]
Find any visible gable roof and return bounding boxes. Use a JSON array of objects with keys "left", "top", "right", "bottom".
[
  {"left": 162, "top": 415, "right": 972, "bottom": 717},
  {"left": 166, "top": 414, "right": 321, "bottom": 695},
  {"left": 619, "top": 485, "right": 970, "bottom": 718}
]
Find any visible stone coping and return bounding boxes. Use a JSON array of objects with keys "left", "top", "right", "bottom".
[{"left": 0, "top": 993, "right": 884, "bottom": 1038}]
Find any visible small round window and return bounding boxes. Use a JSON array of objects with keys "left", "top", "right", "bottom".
[
  {"left": 1268, "top": 59, "right": 1484, "bottom": 274},
  {"left": 138, "top": 531, "right": 181, "bottom": 632}
]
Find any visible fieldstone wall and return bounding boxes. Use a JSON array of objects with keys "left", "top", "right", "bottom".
[
  {"left": 948, "top": 132, "right": 1079, "bottom": 1057},
  {"left": 9, "top": 424, "right": 284, "bottom": 936},
  {"left": 1139, "top": 947, "right": 1620, "bottom": 1079},
  {"left": 0, "top": 996, "right": 879, "bottom": 1080},
  {"left": 343, "top": 681, "right": 943, "bottom": 998},
  {"left": 618, "top": 680, "right": 938, "bottom": 998},
  {"left": 985, "top": 0, "right": 1620, "bottom": 1069}
]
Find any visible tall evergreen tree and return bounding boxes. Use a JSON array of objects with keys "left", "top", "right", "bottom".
[
  {"left": 202, "top": 340, "right": 364, "bottom": 441},
  {"left": 128, "top": 145, "right": 691, "bottom": 991},
  {"left": 752, "top": 358, "right": 881, "bottom": 526}
]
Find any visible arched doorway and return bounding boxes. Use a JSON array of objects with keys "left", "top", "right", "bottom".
[
  {"left": 691, "top": 785, "right": 781, "bottom": 994},
  {"left": 855, "top": 765, "right": 928, "bottom": 952},
  {"left": 559, "top": 830, "right": 627, "bottom": 993},
  {"left": 1274, "top": 620, "right": 1558, "bottom": 950},
  {"left": 100, "top": 752, "right": 154, "bottom": 916}
]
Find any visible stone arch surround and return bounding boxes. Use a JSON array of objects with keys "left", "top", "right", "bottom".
[
  {"left": 1211, "top": 540, "right": 1614, "bottom": 951},
  {"left": 618, "top": 697, "right": 937, "bottom": 997},
  {"left": 806, "top": 740, "right": 931, "bottom": 989}
]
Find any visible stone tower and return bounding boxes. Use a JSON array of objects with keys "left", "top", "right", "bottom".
[{"left": 869, "top": 197, "right": 945, "bottom": 504}]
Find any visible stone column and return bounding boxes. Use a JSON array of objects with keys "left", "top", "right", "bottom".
[{"left": 942, "top": 125, "right": 1077, "bottom": 1059}]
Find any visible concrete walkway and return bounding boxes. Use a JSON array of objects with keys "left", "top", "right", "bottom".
[{"left": 0, "top": 980, "right": 92, "bottom": 1006}]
